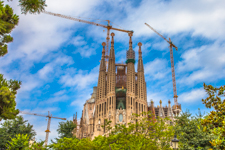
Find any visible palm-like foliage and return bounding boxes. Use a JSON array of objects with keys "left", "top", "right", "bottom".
[{"left": 19, "top": 0, "right": 47, "bottom": 14}]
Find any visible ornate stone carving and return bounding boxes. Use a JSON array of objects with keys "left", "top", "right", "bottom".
[{"left": 116, "top": 108, "right": 126, "bottom": 125}]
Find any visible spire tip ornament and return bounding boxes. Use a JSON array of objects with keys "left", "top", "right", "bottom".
[
  {"left": 111, "top": 32, "right": 115, "bottom": 37},
  {"left": 102, "top": 42, "right": 106, "bottom": 46},
  {"left": 138, "top": 42, "right": 142, "bottom": 47},
  {"left": 138, "top": 42, "right": 142, "bottom": 53}
]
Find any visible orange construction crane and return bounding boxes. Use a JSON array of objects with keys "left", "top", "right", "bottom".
[
  {"left": 144, "top": 23, "right": 181, "bottom": 115},
  {"left": 43, "top": 11, "right": 133, "bottom": 69},
  {"left": 19, "top": 111, "right": 66, "bottom": 146}
]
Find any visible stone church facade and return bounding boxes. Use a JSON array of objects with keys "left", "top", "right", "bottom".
[{"left": 73, "top": 33, "right": 181, "bottom": 140}]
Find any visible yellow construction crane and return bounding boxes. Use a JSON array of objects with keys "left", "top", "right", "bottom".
[
  {"left": 43, "top": 11, "right": 133, "bottom": 69},
  {"left": 144, "top": 23, "right": 181, "bottom": 116},
  {"left": 19, "top": 111, "right": 66, "bottom": 146}
]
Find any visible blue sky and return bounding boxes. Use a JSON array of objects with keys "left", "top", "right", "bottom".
[{"left": 1, "top": 0, "right": 225, "bottom": 143}]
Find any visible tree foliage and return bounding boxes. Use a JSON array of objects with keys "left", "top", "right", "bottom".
[
  {"left": 174, "top": 109, "right": 216, "bottom": 150},
  {"left": 49, "top": 111, "right": 174, "bottom": 150},
  {"left": 0, "top": 0, "right": 19, "bottom": 57},
  {"left": 57, "top": 120, "right": 77, "bottom": 139},
  {"left": 5, "top": 134, "right": 30, "bottom": 150},
  {"left": 0, "top": 74, "right": 21, "bottom": 121},
  {"left": 201, "top": 83, "right": 225, "bottom": 149},
  {"left": 6, "top": 0, "right": 47, "bottom": 14},
  {"left": 29, "top": 140, "right": 48, "bottom": 150},
  {"left": 0, "top": 115, "right": 36, "bottom": 149},
  {"left": 18, "top": 0, "right": 47, "bottom": 14},
  {"left": 51, "top": 120, "right": 77, "bottom": 144}
]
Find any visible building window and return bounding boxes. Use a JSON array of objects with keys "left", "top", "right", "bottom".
[
  {"left": 97, "top": 105, "right": 98, "bottom": 116},
  {"left": 104, "top": 102, "right": 106, "bottom": 114},
  {"left": 130, "top": 97, "right": 132, "bottom": 106}
]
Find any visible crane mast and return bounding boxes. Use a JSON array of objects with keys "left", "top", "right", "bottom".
[
  {"left": 19, "top": 111, "right": 66, "bottom": 146},
  {"left": 169, "top": 38, "right": 178, "bottom": 105},
  {"left": 43, "top": 11, "right": 133, "bottom": 69},
  {"left": 144, "top": 23, "right": 181, "bottom": 116}
]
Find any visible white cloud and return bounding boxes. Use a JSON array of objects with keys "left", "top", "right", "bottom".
[
  {"left": 60, "top": 65, "right": 99, "bottom": 89},
  {"left": 177, "top": 42, "right": 225, "bottom": 86},
  {"left": 73, "top": 45, "right": 97, "bottom": 58},
  {"left": 71, "top": 36, "right": 87, "bottom": 46},
  {"left": 120, "top": 0, "right": 225, "bottom": 40},
  {"left": 145, "top": 58, "right": 170, "bottom": 80},
  {"left": 38, "top": 54, "right": 74, "bottom": 80},
  {"left": 45, "top": 95, "right": 70, "bottom": 103},
  {"left": 152, "top": 41, "right": 169, "bottom": 51},
  {"left": 53, "top": 90, "right": 67, "bottom": 97},
  {"left": 179, "top": 88, "right": 207, "bottom": 103}
]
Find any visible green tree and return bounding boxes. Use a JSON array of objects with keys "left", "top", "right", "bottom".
[
  {"left": 49, "top": 111, "right": 174, "bottom": 150},
  {"left": 51, "top": 120, "right": 77, "bottom": 144},
  {"left": 6, "top": 0, "right": 47, "bottom": 14},
  {"left": 57, "top": 120, "right": 77, "bottom": 139},
  {"left": 29, "top": 140, "right": 48, "bottom": 150},
  {"left": 0, "top": 0, "right": 46, "bottom": 120},
  {"left": 18, "top": 0, "right": 47, "bottom": 14},
  {"left": 5, "top": 134, "right": 30, "bottom": 150},
  {"left": 201, "top": 83, "right": 225, "bottom": 149},
  {"left": 97, "top": 111, "right": 174, "bottom": 150},
  {"left": 174, "top": 109, "right": 216, "bottom": 150},
  {"left": 0, "top": 74, "right": 21, "bottom": 121},
  {"left": 0, "top": 0, "right": 19, "bottom": 57},
  {"left": 0, "top": 115, "right": 36, "bottom": 149},
  {"left": 49, "top": 137, "right": 80, "bottom": 150},
  {"left": 1, "top": 0, "right": 47, "bottom": 56},
  {"left": 0, "top": 0, "right": 21, "bottom": 121}
]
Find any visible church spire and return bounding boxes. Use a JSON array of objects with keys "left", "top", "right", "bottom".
[
  {"left": 107, "top": 32, "right": 116, "bottom": 94},
  {"left": 96, "top": 42, "right": 107, "bottom": 100},
  {"left": 137, "top": 42, "right": 146, "bottom": 101},
  {"left": 100, "top": 42, "right": 106, "bottom": 71},
  {"left": 129, "top": 32, "right": 133, "bottom": 50},
  {"left": 109, "top": 32, "right": 115, "bottom": 59},
  {"left": 126, "top": 33, "right": 135, "bottom": 64},
  {"left": 138, "top": 42, "right": 144, "bottom": 72}
]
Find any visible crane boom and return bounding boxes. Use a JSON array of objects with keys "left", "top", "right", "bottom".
[
  {"left": 43, "top": 11, "right": 133, "bottom": 70},
  {"left": 144, "top": 23, "right": 180, "bottom": 113},
  {"left": 44, "top": 11, "right": 108, "bottom": 28},
  {"left": 145, "top": 23, "right": 178, "bottom": 50},
  {"left": 44, "top": 11, "right": 133, "bottom": 34},
  {"left": 19, "top": 111, "right": 66, "bottom": 120},
  {"left": 145, "top": 23, "right": 169, "bottom": 43},
  {"left": 19, "top": 111, "right": 66, "bottom": 146}
]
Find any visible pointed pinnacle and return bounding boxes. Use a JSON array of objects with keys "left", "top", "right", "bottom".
[
  {"left": 102, "top": 42, "right": 106, "bottom": 53},
  {"left": 111, "top": 33, "right": 115, "bottom": 46},
  {"left": 138, "top": 42, "right": 142, "bottom": 53},
  {"left": 129, "top": 32, "right": 133, "bottom": 49}
]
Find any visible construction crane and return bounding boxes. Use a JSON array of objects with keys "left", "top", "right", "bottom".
[
  {"left": 144, "top": 23, "right": 181, "bottom": 116},
  {"left": 19, "top": 111, "right": 66, "bottom": 146},
  {"left": 43, "top": 11, "right": 133, "bottom": 68}
]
